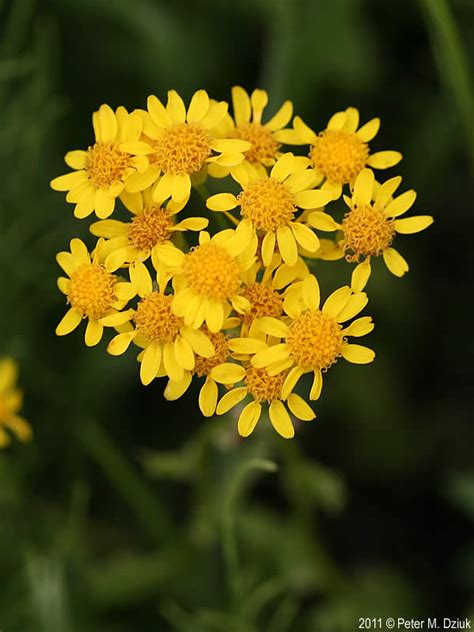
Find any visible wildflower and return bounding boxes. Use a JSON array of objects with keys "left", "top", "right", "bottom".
[
  {"left": 107, "top": 265, "right": 215, "bottom": 385},
  {"left": 209, "top": 86, "right": 294, "bottom": 178},
  {"left": 0, "top": 357, "right": 32, "bottom": 448},
  {"left": 123, "top": 90, "right": 250, "bottom": 205},
  {"left": 246, "top": 274, "right": 375, "bottom": 401},
  {"left": 206, "top": 153, "right": 333, "bottom": 267},
  {"left": 154, "top": 228, "right": 256, "bottom": 333},
  {"left": 56, "top": 238, "right": 135, "bottom": 346},
  {"left": 210, "top": 362, "right": 316, "bottom": 439},
  {"left": 283, "top": 107, "right": 402, "bottom": 200},
  {"left": 308, "top": 168, "right": 434, "bottom": 288},
  {"left": 50, "top": 105, "right": 148, "bottom": 219},
  {"left": 90, "top": 189, "right": 208, "bottom": 271}
]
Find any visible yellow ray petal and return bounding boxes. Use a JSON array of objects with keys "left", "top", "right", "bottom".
[
  {"left": 367, "top": 150, "right": 402, "bottom": 169},
  {"left": 199, "top": 378, "right": 218, "bottom": 417},
  {"left": 237, "top": 401, "right": 262, "bottom": 437},
  {"left": 382, "top": 247, "right": 409, "bottom": 277},
  {"left": 269, "top": 400, "right": 294, "bottom": 438},
  {"left": 393, "top": 215, "right": 433, "bottom": 234},
  {"left": 216, "top": 387, "right": 248, "bottom": 415},
  {"left": 287, "top": 393, "right": 316, "bottom": 421},
  {"left": 341, "top": 343, "right": 375, "bottom": 364}
]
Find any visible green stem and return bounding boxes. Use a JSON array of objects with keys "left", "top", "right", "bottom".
[
  {"left": 80, "top": 420, "right": 170, "bottom": 544},
  {"left": 419, "top": 0, "right": 474, "bottom": 169}
]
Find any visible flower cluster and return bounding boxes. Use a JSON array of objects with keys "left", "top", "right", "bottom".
[
  {"left": 51, "top": 88, "right": 433, "bottom": 439},
  {"left": 0, "top": 357, "right": 31, "bottom": 448}
]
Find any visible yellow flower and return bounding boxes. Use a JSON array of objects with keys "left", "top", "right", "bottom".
[
  {"left": 56, "top": 238, "right": 135, "bottom": 346},
  {"left": 90, "top": 188, "right": 209, "bottom": 272},
  {"left": 50, "top": 105, "right": 148, "bottom": 219},
  {"left": 208, "top": 86, "right": 294, "bottom": 178},
  {"left": 164, "top": 328, "right": 232, "bottom": 417},
  {"left": 0, "top": 358, "right": 32, "bottom": 448},
  {"left": 283, "top": 107, "right": 402, "bottom": 200},
  {"left": 210, "top": 362, "right": 316, "bottom": 439},
  {"left": 308, "top": 168, "right": 434, "bottom": 288},
  {"left": 123, "top": 90, "right": 251, "bottom": 205},
  {"left": 244, "top": 274, "right": 375, "bottom": 401},
  {"left": 154, "top": 228, "right": 256, "bottom": 333},
  {"left": 206, "top": 153, "right": 333, "bottom": 267},
  {"left": 107, "top": 265, "right": 215, "bottom": 385}
]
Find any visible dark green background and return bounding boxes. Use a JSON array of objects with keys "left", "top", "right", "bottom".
[{"left": 0, "top": 0, "right": 473, "bottom": 630}]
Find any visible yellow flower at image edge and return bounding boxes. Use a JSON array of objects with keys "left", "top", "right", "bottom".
[
  {"left": 123, "top": 90, "right": 251, "bottom": 205},
  {"left": 308, "top": 168, "right": 434, "bottom": 288},
  {"left": 0, "top": 358, "right": 31, "bottom": 448},
  {"left": 56, "top": 238, "right": 135, "bottom": 346},
  {"left": 50, "top": 105, "right": 148, "bottom": 219}
]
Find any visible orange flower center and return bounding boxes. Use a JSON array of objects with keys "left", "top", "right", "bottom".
[
  {"left": 287, "top": 310, "right": 343, "bottom": 371},
  {"left": 238, "top": 178, "right": 295, "bottom": 232},
  {"left": 86, "top": 142, "right": 131, "bottom": 188},
  {"left": 152, "top": 123, "right": 212, "bottom": 175},
  {"left": 68, "top": 265, "right": 116, "bottom": 320},
  {"left": 244, "top": 367, "right": 288, "bottom": 403},
  {"left": 342, "top": 204, "right": 395, "bottom": 261},
  {"left": 309, "top": 130, "right": 369, "bottom": 184},
  {"left": 128, "top": 207, "right": 173, "bottom": 251},
  {"left": 134, "top": 293, "right": 181, "bottom": 343},
  {"left": 241, "top": 283, "right": 283, "bottom": 325},
  {"left": 234, "top": 122, "right": 280, "bottom": 165},
  {"left": 183, "top": 243, "right": 241, "bottom": 302}
]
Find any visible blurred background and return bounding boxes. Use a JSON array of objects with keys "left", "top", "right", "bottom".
[{"left": 0, "top": 0, "right": 473, "bottom": 630}]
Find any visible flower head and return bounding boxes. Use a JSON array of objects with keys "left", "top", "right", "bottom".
[
  {"left": 90, "top": 188, "right": 208, "bottom": 272},
  {"left": 244, "top": 275, "right": 375, "bottom": 403},
  {"left": 307, "top": 168, "right": 434, "bottom": 289},
  {"left": 56, "top": 238, "right": 135, "bottom": 346},
  {"left": 206, "top": 153, "right": 333, "bottom": 267},
  {"left": 50, "top": 105, "right": 149, "bottom": 219},
  {"left": 286, "top": 107, "right": 402, "bottom": 200},
  {"left": 0, "top": 358, "right": 32, "bottom": 448},
  {"left": 123, "top": 90, "right": 251, "bottom": 206},
  {"left": 209, "top": 86, "right": 295, "bottom": 178}
]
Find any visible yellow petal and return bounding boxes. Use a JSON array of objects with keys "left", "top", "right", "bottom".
[
  {"left": 290, "top": 222, "right": 319, "bottom": 252},
  {"left": 211, "top": 362, "right": 245, "bottom": 384},
  {"left": 56, "top": 252, "right": 76, "bottom": 277},
  {"left": 343, "top": 316, "right": 374, "bottom": 338},
  {"left": 269, "top": 400, "right": 294, "bottom": 438},
  {"left": 336, "top": 292, "right": 368, "bottom": 323},
  {"left": 341, "top": 343, "right": 375, "bottom": 364},
  {"left": 206, "top": 193, "right": 239, "bottom": 211},
  {"left": 56, "top": 308, "right": 82, "bottom": 336},
  {"left": 251, "top": 344, "right": 289, "bottom": 369},
  {"left": 163, "top": 343, "right": 184, "bottom": 382},
  {"left": 180, "top": 327, "right": 214, "bottom": 357},
  {"left": 393, "top": 215, "right": 433, "bottom": 234},
  {"left": 154, "top": 243, "right": 185, "bottom": 268},
  {"left": 84, "top": 320, "right": 103, "bottom": 347},
  {"left": 187, "top": 90, "right": 210, "bottom": 123},
  {"left": 310, "top": 370, "right": 323, "bottom": 400},
  {"left": 174, "top": 336, "right": 195, "bottom": 371},
  {"left": 147, "top": 95, "right": 172, "bottom": 127},
  {"left": 199, "top": 378, "right": 218, "bottom": 417},
  {"left": 302, "top": 274, "right": 320, "bottom": 310},
  {"left": 342, "top": 107, "right": 359, "bottom": 133},
  {"left": 171, "top": 173, "right": 191, "bottom": 203},
  {"left": 351, "top": 260, "right": 371, "bottom": 292},
  {"left": 95, "top": 188, "right": 115, "bottom": 219},
  {"left": 107, "top": 331, "right": 136, "bottom": 355},
  {"left": 293, "top": 116, "right": 317, "bottom": 143},
  {"left": 164, "top": 372, "right": 192, "bottom": 401},
  {"left": 50, "top": 170, "right": 87, "bottom": 191},
  {"left": 140, "top": 342, "right": 162, "bottom": 385},
  {"left": 295, "top": 189, "right": 333, "bottom": 209},
  {"left": 65, "top": 150, "right": 87, "bottom": 169},
  {"left": 97, "top": 104, "right": 117, "bottom": 142},
  {"left": 277, "top": 225, "right": 298, "bottom": 267},
  {"left": 327, "top": 110, "right": 346, "bottom": 131},
  {"left": 307, "top": 211, "right": 339, "bottom": 232},
  {"left": 353, "top": 168, "right": 375, "bottom": 206},
  {"left": 205, "top": 300, "right": 225, "bottom": 333},
  {"left": 173, "top": 217, "right": 209, "bottom": 231},
  {"left": 255, "top": 317, "right": 289, "bottom": 338},
  {"left": 90, "top": 219, "right": 126, "bottom": 238},
  {"left": 265, "top": 100, "right": 293, "bottom": 131},
  {"left": 153, "top": 172, "right": 174, "bottom": 202},
  {"left": 281, "top": 366, "right": 305, "bottom": 400},
  {"left": 261, "top": 231, "right": 276, "bottom": 267},
  {"left": 228, "top": 338, "right": 268, "bottom": 354},
  {"left": 382, "top": 247, "right": 409, "bottom": 277},
  {"left": 100, "top": 309, "right": 135, "bottom": 327},
  {"left": 367, "top": 150, "right": 402, "bottom": 169},
  {"left": 216, "top": 387, "right": 248, "bottom": 415},
  {"left": 130, "top": 261, "right": 152, "bottom": 297},
  {"left": 211, "top": 139, "right": 251, "bottom": 153},
  {"left": 322, "top": 286, "right": 352, "bottom": 318},
  {"left": 250, "top": 89, "right": 268, "bottom": 124},
  {"left": 237, "top": 401, "right": 262, "bottom": 437},
  {"left": 166, "top": 90, "right": 186, "bottom": 123},
  {"left": 270, "top": 152, "right": 296, "bottom": 182},
  {"left": 384, "top": 190, "right": 417, "bottom": 218},
  {"left": 356, "top": 117, "right": 380, "bottom": 142},
  {"left": 287, "top": 393, "right": 316, "bottom": 421},
  {"left": 125, "top": 165, "right": 161, "bottom": 193},
  {"left": 232, "top": 86, "right": 251, "bottom": 126}
]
